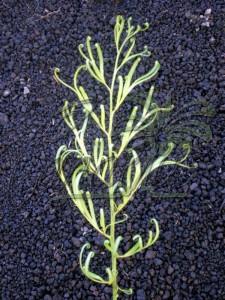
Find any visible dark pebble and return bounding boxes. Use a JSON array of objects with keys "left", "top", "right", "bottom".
[
  {"left": 137, "top": 289, "right": 146, "bottom": 300},
  {"left": 190, "top": 182, "right": 198, "bottom": 191},
  {"left": 154, "top": 258, "right": 163, "bottom": 266},
  {"left": 168, "top": 265, "right": 174, "bottom": 275},
  {"left": 71, "top": 237, "right": 81, "bottom": 248},
  {"left": 0, "top": 112, "right": 9, "bottom": 125},
  {"left": 43, "top": 295, "right": 52, "bottom": 300},
  {"left": 145, "top": 250, "right": 156, "bottom": 259},
  {"left": 3, "top": 89, "right": 10, "bottom": 97}
]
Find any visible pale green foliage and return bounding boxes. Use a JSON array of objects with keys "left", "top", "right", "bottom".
[{"left": 54, "top": 15, "right": 196, "bottom": 299}]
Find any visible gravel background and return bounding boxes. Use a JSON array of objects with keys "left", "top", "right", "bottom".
[{"left": 0, "top": 0, "right": 225, "bottom": 299}]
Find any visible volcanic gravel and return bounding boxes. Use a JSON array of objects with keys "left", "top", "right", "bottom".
[{"left": 1, "top": 0, "right": 225, "bottom": 299}]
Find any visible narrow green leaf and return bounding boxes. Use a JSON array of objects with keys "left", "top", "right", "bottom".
[
  {"left": 71, "top": 169, "right": 89, "bottom": 215},
  {"left": 80, "top": 243, "right": 113, "bottom": 285},
  {"left": 131, "top": 150, "right": 141, "bottom": 189},
  {"left": 55, "top": 145, "right": 77, "bottom": 185},
  {"left": 54, "top": 68, "right": 76, "bottom": 94},
  {"left": 126, "top": 156, "right": 134, "bottom": 190},
  {"left": 123, "top": 57, "right": 141, "bottom": 95},
  {"left": 128, "top": 22, "right": 149, "bottom": 40},
  {"left": 115, "top": 75, "right": 124, "bottom": 109},
  {"left": 84, "top": 252, "right": 107, "bottom": 283},
  {"left": 118, "top": 286, "right": 133, "bottom": 295},
  {"left": 73, "top": 65, "right": 86, "bottom": 96},
  {"left": 180, "top": 144, "right": 191, "bottom": 162},
  {"left": 119, "top": 235, "right": 143, "bottom": 258},
  {"left": 79, "top": 86, "right": 92, "bottom": 112},
  {"left": 123, "top": 106, "right": 138, "bottom": 138},
  {"left": 97, "top": 138, "right": 104, "bottom": 167},
  {"left": 78, "top": 44, "right": 89, "bottom": 61},
  {"left": 84, "top": 250, "right": 94, "bottom": 270},
  {"left": 136, "top": 105, "right": 174, "bottom": 134},
  {"left": 131, "top": 60, "right": 160, "bottom": 89},
  {"left": 142, "top": 85, "right": 154, "bottom": 118},
  {"left": 150, "top": 142, "right": 175, "bottom": 172},
  {"left": 104, "top": 239, "right": 112, "bottom": 251},
  {"left": 114, "top": 15, "right": 125, "bottom": 49},
  {"left": 100, "top": 208, "right": 106, "bottom": 232},
  {"left": 127, "top": 45, "right": 151, "bottom": 62},
  {"left": 79, "top": 243, "right": 90, "bottom": 266},
  {"left": 86, "top": 191, "right": 97, "bottom": 225},
  {"left": 120, "top": 38, "right": 136, "bottom": 66},
  {"left": 55, "top": 145, "right": 67, "bottom": 174},
  {"left": 86, "top": 59, "right": 101, "bottom": 83},
  {"left": 79, "top": 112, "right": 89, "bottom": 141},
  {"left": 114, "top": 236, "right": 123, "bottom": 253},
  {"left": 148, "top": 218, "right": 160, "bottom": 246},
  {"left": 105, "top": 268, "right": 113, "bottom": 284},
  {"left": 127, "top": 16, "right": 133, "bottom": 33},
  {"left": 101, "top": 160, "right": 108, "bottom": 180},
  {"left": 95, "top": 43, "right": 104, "bottom": 76},
  {"left": 100, "top": 104, "right": 106, "bottom": 130},
  {"left": 93, "top": 138, "right": 99, "bottom": 167},
  {"left": 86, "top": 36, "right": 94, "bottom": 61},
  {"left": 62, "top": 101, "right": 81, "bottom": 135}
]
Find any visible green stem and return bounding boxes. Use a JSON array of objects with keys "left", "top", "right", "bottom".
[
  {"left": 108, "top": 33, "right": 132, "bottom": 299},
  {"left": 108, "top": 50, "right": 121, "bottom": 300},
  {"left": 108, "top": 133, "right": 118, "bottom": 299}
]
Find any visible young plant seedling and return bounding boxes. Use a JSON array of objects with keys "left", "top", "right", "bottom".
[{"left": 54, "top": 15, "right": 196, "bottom": 299}]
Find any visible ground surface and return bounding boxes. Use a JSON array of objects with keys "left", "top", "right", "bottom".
[{"left": 0, "top": 0, "right": 225, "bottom": 299}]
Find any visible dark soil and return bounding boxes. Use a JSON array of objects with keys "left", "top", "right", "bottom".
[{"left": 1, "top": 0, "right": 225, "bottom": 299}]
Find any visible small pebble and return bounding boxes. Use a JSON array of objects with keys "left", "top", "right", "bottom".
[{"left": 3, "top": 89, "right": 10, "bottom": 97}]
